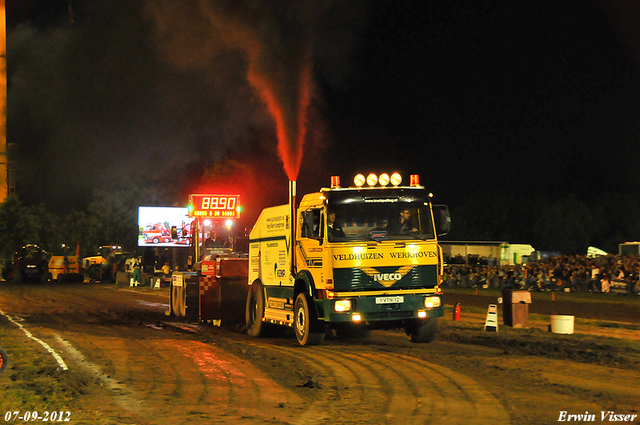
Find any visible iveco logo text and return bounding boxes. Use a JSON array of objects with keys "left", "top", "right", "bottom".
[{"left": 374, "top": 273, "right": 402, "bottom": 281}]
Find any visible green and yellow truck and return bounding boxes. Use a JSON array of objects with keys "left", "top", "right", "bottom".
[{"left": 246, "top": 173, "right": 450, "bottom": 345}]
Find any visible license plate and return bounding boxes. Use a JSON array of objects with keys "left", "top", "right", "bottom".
[{"left": 375, "top": 296, "right": 404, "bottom": 304}]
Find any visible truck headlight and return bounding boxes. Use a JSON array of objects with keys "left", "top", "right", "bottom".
[
  {"left": 334, "top": 299, "right": 352, "bottom": 312},
  {"left": 424, "top": 296, "right": 441, "bottom": 309}
]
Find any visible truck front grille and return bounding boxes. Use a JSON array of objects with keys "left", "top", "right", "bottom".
[{"left": 333, "top": 264, "right": 437, "bottom": 291}]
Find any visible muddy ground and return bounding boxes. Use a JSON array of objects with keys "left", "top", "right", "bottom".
[{"left": 0, "top": 283, "right": 638, "bottom": 424}]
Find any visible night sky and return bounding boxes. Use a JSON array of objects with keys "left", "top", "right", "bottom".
[{"left": 7, "top": 1, "right": 640, "bottom": 218}]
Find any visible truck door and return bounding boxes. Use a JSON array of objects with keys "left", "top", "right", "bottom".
[{"left": 298, "top": 208, "right": 325, "bottom": 285}]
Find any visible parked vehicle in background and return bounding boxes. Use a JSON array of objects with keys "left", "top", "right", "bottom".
[
  {"left": 48, "top": 256, "right": 83, "bottom": 283},
  {"left": 83, "top": 256, "right": 107, "bottom": 283},
  {"left": 2, "top": 244, "right": 50, "bottom": 283}
]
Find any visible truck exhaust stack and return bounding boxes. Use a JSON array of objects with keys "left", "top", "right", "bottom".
[{"left": 289, "top": 180, "right": 296, "bottom": 275}]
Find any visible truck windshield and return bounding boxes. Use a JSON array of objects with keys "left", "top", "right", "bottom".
[{"left": 327, "top": 201, "right": 435, "bottom": 242}]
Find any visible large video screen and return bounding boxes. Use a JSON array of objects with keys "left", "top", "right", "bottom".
[{"left": 138, "top": 207, "right": 194, "bottom": 248}]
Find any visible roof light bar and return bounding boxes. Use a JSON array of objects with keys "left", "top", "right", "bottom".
[
  {"left": 379, "top": 173, "right": 390, "bottom": 187},
  {"left": 391, "top": 172, "right": 402, "bottom": 187},
  {"left": 349, "top": 172, "right": 412, "bottom": 188}
]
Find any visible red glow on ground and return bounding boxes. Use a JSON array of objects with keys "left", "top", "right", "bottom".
[{"left": 176, "top": 341, "right": 247, "bottom": 383}]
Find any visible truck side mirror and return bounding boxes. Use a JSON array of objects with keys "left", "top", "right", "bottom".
[{"left": 433, "top": 205, "right": 451, "bottom": 236}]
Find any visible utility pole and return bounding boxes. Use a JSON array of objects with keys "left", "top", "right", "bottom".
[{"left": 0, "top": 0, "right": 7, "bottom": 203}]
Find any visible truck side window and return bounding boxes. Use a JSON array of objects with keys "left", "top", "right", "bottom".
[{"left": 301, "top": 210, "right": 323, "bottom": 239}]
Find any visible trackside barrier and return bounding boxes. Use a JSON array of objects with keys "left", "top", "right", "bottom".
[
  {"left": 484, "top": 304, "right": 498, "bottom": 332},
  {"left": 502, "top": 289, "right": 531, "bottom": 328}
]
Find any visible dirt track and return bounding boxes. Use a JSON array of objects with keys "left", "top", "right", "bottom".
[{"left": 0, "top": 283, "right": 639, "bottom": 424}]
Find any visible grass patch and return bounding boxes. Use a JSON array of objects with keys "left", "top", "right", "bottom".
[{"left": 0, "top": 328, "right": 101, "bottom": 423}]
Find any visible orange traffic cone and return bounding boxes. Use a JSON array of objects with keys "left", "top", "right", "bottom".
[
  {"left": 552, "top": 291, "right": 556, "bottom": 301},
  {"left": 475, "top": 287, "right": 479, "bottom": 295}
]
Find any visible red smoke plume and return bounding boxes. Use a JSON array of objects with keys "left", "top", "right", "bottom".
[
  {"left": 247, "top": 61, "right": 311, "bottom": 182},
  {"left": 205, "top": 2, "right": 314, "bottom": 183},
  {"left": 147, "top": 1, "right": 315, "bottom": 182}
]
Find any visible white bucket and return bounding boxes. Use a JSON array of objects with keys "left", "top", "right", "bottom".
[{"left": 550, "top": 315, "right": 574, "bottom": 334}]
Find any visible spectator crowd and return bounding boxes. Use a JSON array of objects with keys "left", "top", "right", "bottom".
[{"left": 443, "top": 254, "right": 640, "bottom": 295}]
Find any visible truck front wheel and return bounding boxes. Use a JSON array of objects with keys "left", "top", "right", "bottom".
[
  {"left": 406, "top": 317, "right": 438, "bottom": 343},
  {"left": 294, "top": 293, "right": 324, "bottom": 346}
]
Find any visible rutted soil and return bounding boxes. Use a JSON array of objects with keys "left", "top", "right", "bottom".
[{"left": 0, "top": 283, "right": 639, "bottom": 424}]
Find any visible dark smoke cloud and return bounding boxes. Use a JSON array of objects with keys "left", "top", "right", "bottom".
[
  {"left": 144, "top": 0, "right": 370, "bottom": 181},
  {"left": 8, "top": 0, "right": 370, "bottom": 209}
]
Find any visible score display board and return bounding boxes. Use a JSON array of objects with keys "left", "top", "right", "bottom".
[{"left": 189, "top": 194, "right": 241, "bottom": 219}]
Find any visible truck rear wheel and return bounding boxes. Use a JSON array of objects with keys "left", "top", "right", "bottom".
[
  {"left": 246, "top": 282, "right": 269, "bottom": 337},
  {"left": 294, "top": 293, "right": 324, "bottom": 346},
  {"left": 406, "top": 317, "right": 438, "bottom": 343}
]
